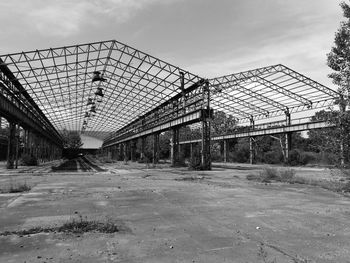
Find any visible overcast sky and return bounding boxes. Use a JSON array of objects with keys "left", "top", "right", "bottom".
[
  {"left": 0, "top": 0, "right": 344, "bottom": 147},
  {"left": 0, "top": 0, "right": 344, "bottom": 88}
]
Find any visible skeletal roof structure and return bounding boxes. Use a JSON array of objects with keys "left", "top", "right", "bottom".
[{"left": 0, "top": 40, "right": 339, "bottom": 139}]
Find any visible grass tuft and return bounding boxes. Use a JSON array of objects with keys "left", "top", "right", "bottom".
[{"left": 0, "top": 181, "right": 31, "bottom": 194}]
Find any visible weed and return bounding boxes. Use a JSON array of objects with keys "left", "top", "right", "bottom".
[
  {"left": 247, "top": 167, "right": 295, "bottom": 183},
  {"left": 0, "top": 214, "right": 123, "bottom": 236},
  {"left": 0, "top": 181, "right": 31, "bottom": 194},
  {"left": 257, "top": 244, "right": 276, "bottom": 263}
]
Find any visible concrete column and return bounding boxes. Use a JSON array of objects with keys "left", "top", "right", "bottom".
[
  {"left": 6, "top": 121, "right": 16, "bottom": 169},
  {"left": 190, "top": 143, "right": 194, "bottom": 161}
]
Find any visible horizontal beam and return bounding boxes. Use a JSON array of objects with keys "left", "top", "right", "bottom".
[
  {"left": 103, "top": 110, "right": 205, "bottom": 147},
  {"left": 179, "top": 120, "right": 333, "bottom": 144},
  {"left": 0, "top": 92, "right": 62, "bottom": 147}
]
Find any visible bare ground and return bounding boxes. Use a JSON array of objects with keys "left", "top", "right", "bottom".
[{"left": 0, "top": 161, "right": 349, "bottom": 262}]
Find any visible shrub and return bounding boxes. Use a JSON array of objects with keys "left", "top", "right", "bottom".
[
  {"left": 279, "top": 168, "right": 296, "bottom": 182},
  {"left": 263, "top": 151, "right": 283, "bottom": 164},
  {"left": 20, "top": 154, "right": 38, "bottom": 166},
  {"left": 188, "top": 153, "right": 202, "bottom": 170},
  {"left": 246, "top": 167, "right": 295, "bottom": 183}
]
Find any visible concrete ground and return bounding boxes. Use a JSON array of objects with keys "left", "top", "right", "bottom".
[{"left": 0, "top": 160, "right": 350, "bottom": 262}]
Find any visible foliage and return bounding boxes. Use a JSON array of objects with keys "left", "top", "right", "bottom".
[
  {"left": 211, "top": 110, "right": 237, "bottom": 136},
  {"left": 61, "top": 129, "right": 83, "bottom": 149},
  {"left": 20, "top": 154, "right": 38, "bottom": 166},
  {"left": 246, "top": 167, "right": 295, "bottom": 183},
  {"left": 325, "top": 1, "right": 350, "bottom": 165}
]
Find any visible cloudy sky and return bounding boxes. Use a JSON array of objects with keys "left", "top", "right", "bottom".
[
  {"left": 0, "top": 0, "right": 344, "bottom": 88},
  {"left": 0, "top": 0, "right": 345, "bottom": 147}
]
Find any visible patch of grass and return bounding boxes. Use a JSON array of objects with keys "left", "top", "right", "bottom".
[
  {"left": 0, "top": 181, "right": 31, "bottom": 194},
  {"left": 0, "top": 214, "right": 124, "bottom": 236},
  {"left": 247, "top": 167, "right": 295, "bottom": 183},
  {"left": 175, "top": 175, "right": 206, "bottom": 181}
]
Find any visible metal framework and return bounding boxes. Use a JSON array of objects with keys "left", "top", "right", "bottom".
[
  {"left": 210, "top": 64, "right": 339, "bottom": 123},
  {"left": 0, "top": 40, "right": 202, "bottom": 139},
  {"left": 0, "top": 40, "right": 341, "bottom": 168}
]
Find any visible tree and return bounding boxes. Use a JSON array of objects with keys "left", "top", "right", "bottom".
[
  {"left": 61, "top": 130, "right": 83, "bottom": 149},
  {"left": 326, "top": 1, "right": 350, "bottom": 165}
]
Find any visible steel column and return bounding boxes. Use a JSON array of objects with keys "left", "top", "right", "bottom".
[{"left": 6, "top": 121, "right": 16, "bottom": 169}]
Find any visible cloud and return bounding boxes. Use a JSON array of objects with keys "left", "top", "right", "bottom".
[{"left": 0, "top": 0, "right": 183, "bottom": 38}]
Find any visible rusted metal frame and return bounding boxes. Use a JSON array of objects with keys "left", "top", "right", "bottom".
[
  {"left": 74, "top": 45, "right": 81, "bottom": 130},
  {"left": 113, "top": 40, "right": 199, "bottom": 87},
  {"left": 50, "top": 48, "right": 67, "bottom": 115},
  {"left": 21, "top": 52, "right": 63, "bottom": 131},
  {"left": 63, "top": 47, "right": 73, "bottom": 131},
  {"left": 276, "top": 64, "right": 339, "bottom": 98},
  {"left": 14, "top": 58, "right": 105, "bottom": 83},
  {"left": 1, "top": 58, "right": 61, "bottom": 141},
  {"left": 253, "top": 75, "right": 312, "bottom": 107},
  {"left": 103, "top": 80, "right": 206, "bottom": 145},
  {"left": 210, "top": 65, "right": 277, "bottom": 85},
  {"left": 0, "top": 91, "right": 62, "bottom": 146},
  {"left": 0, "top": 40, "right": 114, "bottom": 65},
  {"left": 99, "top": 50, "right": 149, "bottom": 122},
  {"left": 211, "top": 88, "right": 269, "bottom": 116},
  {"left": 210, "top": 100, "right": 250, "bottom": 119},
  {"left": 218, "top": 76, "right": 286, "bottom": 111},
  {"left": 108, "top": 57, "right": 179, "bottom": 97},
  {"left": 87, "top": 41, "right": 115, "bottom": 129},
  {"left": 36, "top": 50, "right": 65, "bottom": 124}
]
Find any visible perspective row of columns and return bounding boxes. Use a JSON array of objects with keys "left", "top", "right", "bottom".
[{"left": 2, "top": 117, "right": 62, "bottom": 169}]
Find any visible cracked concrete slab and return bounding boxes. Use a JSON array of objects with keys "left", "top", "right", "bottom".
[{"left": 0, "top": 162, "right": 350, "bottom": 262}]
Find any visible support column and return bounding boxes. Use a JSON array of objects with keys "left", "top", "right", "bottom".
[
  {"left": 284, "top": 107, "right": 292, "bottom": 163},
  {"left": 153, "top": 133, "right": 159, "bottom": 165},
  {"left": 6, "top": 121, "right": 16, "bottom": 169},
  {"left": 223, "top": 139, "right": 228, "bottom": 163},
  {"left": 123, "top": 142, "right": 128, "bottom": 163},
  {"left": 171, "top": 128, "right": 179, "bottom": 166},
  {"left": 140, "top": 137, "right": 145, "bottom": 161},
  {"left": 201, "top": 119, "right": 211, "bottom": 170},
  {"left": 249, "top": 116, "right": 255, "bottom": 165},
  {"left": 190, "top": 143, "right": 194, "bottom": 161},
  {"left": 130, "top": 140, "right": 136, "bottom": 162}
]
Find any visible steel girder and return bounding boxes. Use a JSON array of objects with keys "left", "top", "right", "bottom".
[
  {"left": 0, "top": 40, "right": 202, "bottom": 138},
  {"left": 210, "top": 64, "right": 339, "bottom": 123},
  {"left": 0, "top": 60, "right": 62, "bottom": 146},
  {"left": 0, "top": 39, "right": 339, "bottom": 144}
]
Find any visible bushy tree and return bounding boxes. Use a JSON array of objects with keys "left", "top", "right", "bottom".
[
  {"left": 326, "top": 1, "right": 350, "bottom": 165},
  {"left": 61, "top": 130, "right": 83, "bottom": 149}
]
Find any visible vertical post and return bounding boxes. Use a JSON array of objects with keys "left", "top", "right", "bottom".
[
  {"left": 130, "top": 140, "right": 136, "bottom": 162},
  {"left": 180, "top": 71, "right": 186, "bottom": 114},
  {"left": 15, "top": 125, "right": 20, "bottom": 169},
  {"left": 123, "top": 142, "right": 128, "bottom": 163},
  {"left": 171, "top": 128, "right": 179, "bottom": 166},
  {"left": 249, "top": 116, "right": 255, "bottom": 165},
  {"left": 284, "top": 107, "right": 292, "bottom": 163},
  {"left": 7, "top": 121, "right": 16, "bottom": 169},
  {"left": 153, "top": 133, "right": 159, "bottom": 165},
  {"left": 190, "top": 143, "right": 194, "bottom": 161},
  {"left": 140, "top": 137, "right": 145, "bottom": 161},
  {"left": 223, "top": 139, "right": 227, "bottom": 163},
  {"left": 201, "top": 80, "right": 211, "bottom": 170}
]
